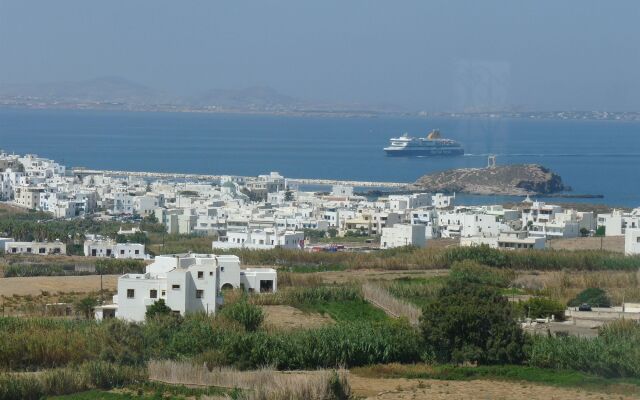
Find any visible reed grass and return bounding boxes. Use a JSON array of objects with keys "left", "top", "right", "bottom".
[
  {"left": 216, "top": 246, "right": 640, "bottom": 271},
  {"left": 0, "top": 362, "right": 146, "bottom": 400},
  {"left": 528, "top": 320, "right": 640, "bottom": 378},
  {"left": 361, "top": 283, "right": 421, "bottom": 325},
  {"left": 249, "top": 286, "right": 361, "bottom": 306},
  {"left": 515, "top": 270, "right": 640, "bottom": 304},
  {"left": 148, "top": 360, "right": 350, "bottom": 400}
]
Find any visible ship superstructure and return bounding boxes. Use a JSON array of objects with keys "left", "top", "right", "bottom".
[{"left": 384, "top": 129, "right": 464, "bottom": 156}]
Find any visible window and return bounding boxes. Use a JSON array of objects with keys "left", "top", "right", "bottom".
[
  {"left": 150, "top": 289, "right": 157, "bottom": 299},
  {"left": 39, "top": 248, "right": 46, "bottom": 254},
  {"left": 120, "top": 250, "right": 125, "bottom": 255},
  {"left": 127, "top": 289, "right": 135, "bottom": 299},
  {"left": 196, "top": 290, "right": 204, "bottom": 299},
  {"left": 172, "top": 284, "right": 180, "bottom": 290},
  {"left": 209, "top": 271, "right": 213, "bottom": 276},
  {"left": 221, "top": 267, "right": 224, "bottom": 272},
  {"left": 135, "top": 250, "right": 139, "bottom": 254},
  {"left": 197, "top": 271, "right": 204, "bottom": 279},
  {"left": 161, "top": 290, "right": 166, "bottom": 296},
  {"left": 259, "top": 280, "right": 274, "bottom": 293}
]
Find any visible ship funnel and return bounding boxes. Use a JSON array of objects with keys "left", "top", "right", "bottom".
[{"left": 427, "top": 129, "right": 441, "bottom": 139}]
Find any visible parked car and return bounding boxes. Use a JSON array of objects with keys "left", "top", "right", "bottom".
[{"left": 578, "top": 303, "right": 592, "bottom": 312}]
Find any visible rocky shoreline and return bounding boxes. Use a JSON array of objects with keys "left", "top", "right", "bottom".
[{"left": 409, "top": 164, "right": 570, "bottom": 196}]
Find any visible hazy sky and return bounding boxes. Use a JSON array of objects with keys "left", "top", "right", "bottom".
[{"left": 1, "top": 1, "right": 639, "bottom": 111}]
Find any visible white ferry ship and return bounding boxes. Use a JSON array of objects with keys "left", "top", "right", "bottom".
[{"left": 384, "top": 129, "right": 464, "bottom": 157}]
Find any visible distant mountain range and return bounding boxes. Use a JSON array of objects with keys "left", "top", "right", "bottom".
[
  {"left": 0, "top": 77, "right": 399, "bottom": 115},
  {"left": 1, "top": 77, "right": 638, "bottom": 121},
  {"left": 188, "top": 86, "right": 298, "bottom": 110},
  {"left": 0, "top": 76, "right": 173, "bottom": 105}
]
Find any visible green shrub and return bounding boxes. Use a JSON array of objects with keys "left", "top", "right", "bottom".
[
  {"left": 448, "top": 260, "right": 514, "bottom": 288},
  {"left": 420, "top": 264, "right": 526, "bottom": 365},
  {"left": 3, "top": 259, "right": 146, "bottom": 278},
  {"left": 95, "top": 259, "right": 146, "bottom": 275},
  {"left": 0, "top": 374, "right": 43, "bottom": 400},
  {"left": 145, "top": 299, "right": 172, "bottom": 319},
  {"left": 303, "top": 229, "right": 326, "bottom": 239},
  {"left": 75, "top": 296, "right": 99, "bottom": 319},
  {"left": 0, "top": 216, "right": 123, "bottom": 243},
  {"left": 220, "top": 299, "right": 264, "bottom": 332},
  {"left": 516, "top": 297, "right": 566, "bottom": 321},
  {"left": 97, "top": 319, "right": 146, "bottom": 365},
  {"left": 568, "top": 287, "right": 611, "bottom": 307},
  {"left": 3, "top": 264, "right": 74, "bottom": 277}
]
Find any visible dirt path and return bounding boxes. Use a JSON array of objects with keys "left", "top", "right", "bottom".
[
  {"left": 0, "top": 275, "right": 118, "bottom": 296},
  {"left": 350, "top": 375, "right": 637, "bottom": 400}
]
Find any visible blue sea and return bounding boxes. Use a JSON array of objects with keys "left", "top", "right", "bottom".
[{"left": 1, "top": 108, "right": 639, "bottom": 207}]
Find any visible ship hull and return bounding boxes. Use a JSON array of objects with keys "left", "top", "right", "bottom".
[{"left": 384, "top": 148, "right": 464, "bottom": 157}]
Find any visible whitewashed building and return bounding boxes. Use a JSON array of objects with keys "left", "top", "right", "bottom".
[
  {"left": 432, "top": 193, "right": 455, "bottom": 209},
  {"left": 625, "top": 228, "right": 640, "bottom": 255},
  {"left": 112, "top": 192, "right": 134, "bottom": 215},
  {"left": 331, "top": 185, "right": 354, "bottom": 198},
  {"left": 388, "top": 193, "right": 432, "bottom": 211},
  {"left": 97, "top": 254, "right": 277, "bottom": 322},
  {"left": 381, "top": 224, "right": 427, "bottom": 248},
  {"left": 0, "top": 238, "right": 14, "bottom": 250},
  {"left": 133, "top": 193, "right": 164, "bottom": 216},
  {"left": 84, "top": 239, "right": 147, "bottom": 259},
  {"left": 5, "top": 240, "right": 66, "bottom": 255},
  {"left": 597, "top": 209, "right": 640, "bottom": 237},
  {"left": 461, "top": 231, "right": 546, "bottom": 250},
  {"left": 212, "top": 229, "right": 304, "bottom": 250},
  {"left": 523, "top": 202, "right": 583, "bottom": 239}
]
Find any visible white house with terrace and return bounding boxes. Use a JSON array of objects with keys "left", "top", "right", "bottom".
[
  {"left": 96, "top": 254, "right": 277, "bottom": 322},
  {"left": 83, "top": 238, "right": 147, "bottom": 260},
  {"left": 212, "top": 229, "right": 305, "bottom": 250}
]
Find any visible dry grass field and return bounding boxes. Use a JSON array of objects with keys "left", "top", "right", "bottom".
[
  {"left": 261, "top": 305, "right": 333, "bottom": 330},
  {"left": 549, "top": 236, "right": 625, "bottom": 252},
  {"left": 0, "top": 274, "right": 118, "bottom": 297},
  {"left": 0, "top": 202, "right": 28, "bottom": 215},
  {"left": 349, "top": 375, "right": 639, "bottom": 400},
  {"left": 147, "top": 360, "right": 640, "bottom": 400}
]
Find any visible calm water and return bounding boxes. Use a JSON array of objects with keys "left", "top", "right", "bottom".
[{"left": 1, "top": 108, "right": 639, "bottom": 206}]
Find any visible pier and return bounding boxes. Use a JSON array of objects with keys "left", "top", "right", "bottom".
[{"left": 71, "top": 168, "right": 408, "bottom": 189}]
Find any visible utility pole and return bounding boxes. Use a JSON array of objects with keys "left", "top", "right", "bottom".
[{"left": 100, "top": 271, "right": 104, "bottom": 304}]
